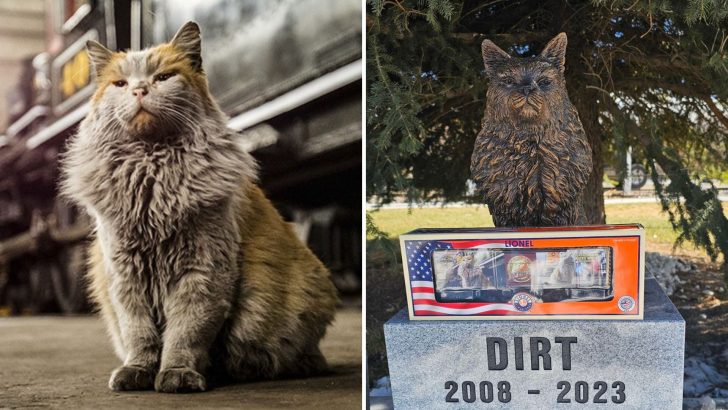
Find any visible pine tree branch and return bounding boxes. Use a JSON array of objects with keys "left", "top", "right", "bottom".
[
  {"left": 595, "top": 47, "right": 699, "bottom": 76},
  {"left": 703, "top": 97, "right": 728, "bottom": 130},
  {"left": 450, "top": 32, "right": 549, "bottom": 44},
  {"left": 614, "top": 78, "right": 708, "bottom": 96},
  {"left": 604, "top": 95, "right": 728, "bottom": 269},
  {"left": 369, "top": 37, "right": 420, "bottom": 145},
  {"left": 613, "top": 77, "right": 728, "bottom": 131}
]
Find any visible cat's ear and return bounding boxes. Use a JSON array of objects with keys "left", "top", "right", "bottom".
[
  {"left": 171, "top": 21, "right": 202, "bottom": 71},
  {"left": 481, "top": 39, "right": 510, "bottom": 77},
  {"left": 540, "top": 32, "right": 567, "bottom": 72},
  {"left": 86, "top": 40, "right": 113, "bottom": 76}
]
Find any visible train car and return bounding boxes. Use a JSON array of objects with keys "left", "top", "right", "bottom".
[{"left": 0, "top": 0, "right": 362, "bottom": 314}]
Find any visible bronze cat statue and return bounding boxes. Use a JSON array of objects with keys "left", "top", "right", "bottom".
[{"left": 470, "top": 33, "right": 592, "bottom": 227}]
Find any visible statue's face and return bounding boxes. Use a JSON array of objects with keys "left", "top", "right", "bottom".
[
  {"left": 481, "top": 33, "right": 570, "bottom": 123},
  {"left": 488, "top": 60, "right": 563, "bottom": 121}
]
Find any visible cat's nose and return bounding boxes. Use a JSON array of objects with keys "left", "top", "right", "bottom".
[
  {"left": 132, "top": 87, "right": 148, "bottom": 100},
  {"left": 521, "top": 83, "right": 537, "bottom": 96}
]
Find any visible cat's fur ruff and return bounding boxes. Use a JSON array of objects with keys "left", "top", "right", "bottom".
[
  {"left": 470, "top": 33, "right": 592, "bottom": 227},
  {"left": 61, "top": 22, "right": 337, "bottom": 393}
]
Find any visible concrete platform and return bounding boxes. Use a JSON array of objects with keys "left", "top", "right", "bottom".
[{"left": 0, "top": 308, "right": 361, "bottom": 409}]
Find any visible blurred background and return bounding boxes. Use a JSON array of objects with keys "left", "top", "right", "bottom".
[{"left": 0, "top": 0, "right": 362, "bottom": 315}]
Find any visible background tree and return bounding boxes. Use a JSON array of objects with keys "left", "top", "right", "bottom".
[{"left": 367, "top": 0, "right": 728, "bottom": 272}]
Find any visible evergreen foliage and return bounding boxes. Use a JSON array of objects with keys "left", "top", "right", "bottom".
[{"left": 367, "top": 0, "right": 728, "bottom": 272}]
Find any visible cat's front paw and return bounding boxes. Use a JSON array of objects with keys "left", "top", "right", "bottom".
[
  {"left": 155, "top": 367, "right": 207, "bottom": 393},
  {"left": 108, "top": 365, "right": 155, "bottom": 391}
]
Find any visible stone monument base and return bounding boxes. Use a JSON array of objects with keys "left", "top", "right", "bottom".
[{"left": 384, "top": 278, "right": 684, "bottom": 409}]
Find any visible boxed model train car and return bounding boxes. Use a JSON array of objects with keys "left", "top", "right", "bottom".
[{"left": 399, "top": 224, "right": 644, "bottom": 320}]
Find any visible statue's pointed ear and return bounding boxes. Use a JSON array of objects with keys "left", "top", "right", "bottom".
[
  {"left": 481, "top": 39, "right": 510, "bottom": 77},
  {"left": 171, "top": 21, "right": 202, "bottom": 71},
  {"left": 540, "top": 32, "right": 567, "bottom": 72},
  {"left": 86, "top": 40, "right": 113, "bottom": 76}
]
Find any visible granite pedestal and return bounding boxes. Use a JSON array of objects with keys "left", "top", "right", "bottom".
[{"left": 384, "top": 278, "right": 685, "bottom": 409}]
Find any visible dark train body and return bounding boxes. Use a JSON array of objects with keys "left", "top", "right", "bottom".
[{"left": 0, "top": 0, "right": 362, "bottom": 313}]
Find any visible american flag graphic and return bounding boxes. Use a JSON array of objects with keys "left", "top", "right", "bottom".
[{"left": 405, "top": 240, "right": 518, "bottom": 315}]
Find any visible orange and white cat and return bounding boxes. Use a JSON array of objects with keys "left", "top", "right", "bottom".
[{"left": 62, "top": 21, "right": 338, "bottom": 393}]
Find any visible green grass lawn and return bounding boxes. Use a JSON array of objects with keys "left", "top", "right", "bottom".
[{"left": 367, "top": 202, "right": 728, "bottom": 258}]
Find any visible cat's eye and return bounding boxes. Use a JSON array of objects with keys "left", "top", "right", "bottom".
[
  {"left": 112, "top": 80, "right": 127, "bottom": 87},
  {"left": 154, "top": 72, "right": 176, "bottom": 82},
  {"left": 503, "top": 77, "right": 516, "bottom": 85},
  {"left": 537, "top": 78, "right": 552, "bottom": 87}
]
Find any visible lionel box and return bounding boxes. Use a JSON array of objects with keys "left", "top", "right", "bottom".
[{"left": 399, "top": 224, "right": 645, "bottom": 320}]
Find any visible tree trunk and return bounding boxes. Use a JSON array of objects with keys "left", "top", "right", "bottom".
[
  {"left": 556, "top": 4, "right": 606, "bottom": 225},
  {"left": 569, "top": 82, "right": 606, "bottom": 224}
]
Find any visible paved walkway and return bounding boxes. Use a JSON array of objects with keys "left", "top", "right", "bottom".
[{"left": 0, "top": 308, "right": 361, "bottom": 409}]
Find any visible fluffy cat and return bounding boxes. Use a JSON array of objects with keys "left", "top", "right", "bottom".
[
  {"left": 61, "top": 22, "right": 338, "bottom": 393},
  {"left": 470, "top": 33, "right": 592, "bottom": 227}
]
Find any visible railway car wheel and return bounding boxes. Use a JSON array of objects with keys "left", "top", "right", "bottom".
[
  {"left": 27, "top": 262, "right": 56, "bottom": 313},
  {"left": 50, "top": 244, "right": 87, "bottom": 313},
  {"left": 50, "top": 200, "right": 89, "bottom": 313}
]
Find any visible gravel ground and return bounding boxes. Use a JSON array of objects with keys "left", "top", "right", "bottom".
[{"left": 0, "top": 307, "right": 361, "bottom": 409}]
